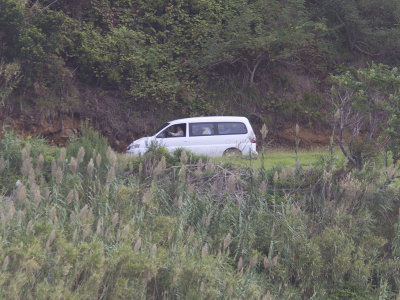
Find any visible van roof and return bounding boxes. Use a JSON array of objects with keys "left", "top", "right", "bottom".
[{"left": 169, "top": 116, "right": 250, "bottom": 124}]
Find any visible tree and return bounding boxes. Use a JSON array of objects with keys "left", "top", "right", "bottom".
[
  {"left": 331, "top": 63, "right": 400, "bottom": 170},
  {"left": 200, "top": 0, "right": 324, "bottom": 85},
  {"left": 307, "top": 0, "right": 400, "bottom": 64},
  {"left": 0, "top": 0, "right": 24, "bottom": 59},
  {"left": 0, "top": 62, "right": 20, "bottom": 105}
]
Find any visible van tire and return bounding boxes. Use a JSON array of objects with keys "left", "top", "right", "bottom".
[{"left": 223, "top": 148, "right": 242, "bottom": 157}]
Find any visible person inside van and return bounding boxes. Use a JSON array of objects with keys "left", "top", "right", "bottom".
[
  {"left": 202, "top": 126, "right": 212, "bottom": 135},
  {"left": 168, "top": 125, "right": 184, "bottom": 137}
]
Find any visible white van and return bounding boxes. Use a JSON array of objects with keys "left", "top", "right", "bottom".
[{"left": 126, "top": 116, "right": 257, "bottom": 157}]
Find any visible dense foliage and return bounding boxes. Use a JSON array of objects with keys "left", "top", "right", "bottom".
[
  {"left": 2, "top": 2, "right": 400, "bottom": 297},
  {"left": 1, "top": 129, "right": 400, "bottom": 298},
  {"left": 330, "top": 63, "right": 400, "bottom": 170},
  {"left": 1, "top": 0, "right": 400, "bottom": 120}
]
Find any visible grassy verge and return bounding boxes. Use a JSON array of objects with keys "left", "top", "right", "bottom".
[{"left": 217, "top": 148, "right": 345, "bottom": 169}]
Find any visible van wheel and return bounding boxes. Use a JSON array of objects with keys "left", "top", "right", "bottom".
[{"left": 223, "top": 148, "right": 242, "bottom": 157}]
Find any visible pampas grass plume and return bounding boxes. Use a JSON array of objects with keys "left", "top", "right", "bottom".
[
  {"left": 133, "top": 237, "right": 142, "bottom": 252},
  {"left": 26, "top": 220, "right": 34, "bottom": 235},
  {"left": 223, "top": 233, "right": 231, "bottom": 251},
  {"left": 66, "top": 189, "right": 74, "bottom": 204},
  {"left": 2, "top": 256, "right": 9, "bottom": 272},
  {"left": 83, "top": 224, "right": 91, "bottom": 240},
  {"left": 201, "top": 243, "right": 208, "bottom": 259},
  {"left": 96, "top": 153, "right": 102, "bottom": 169},
  {"left": 106, "top": 166, "right": 116, "bottom": 184},
  {"left": 50, "top": 206, "right": 57, "bottom": 224},
  {"left": 180, "top": 150, "right": 187, "bottom": 164},
  {"left": 16, "top": 210, "right": 24, "bottom": 224},
  {"left": 36, "top": 154, "right": 44, "bottom": 174},
  {"left": 107, "top": 147, "right": 117, "bottom": 167},
  {"left": 16, "top": 183, "right": 27, "bottom": 205},
  {"left": 58, "top": 148, "right": 66, "bottom": 166},
  {"left": 261, "top": 123, "right": 268, "bottom": 140},
  {"left": 69, "top": 157, "right": 78, "bottom": 173},
  {"left": 96, "top": 219, "right": 102, "bottom": 235},
  {"left": 87, "top": 158, "right": 94, "bottom": 177},
  {"left": 111, "top": 212, "right": 119, "bottom": 228},
  {"left": 46, "top": 229, "right": 56, "bottom": 248},
  {"left": 121, "top": 224, "right": 130, "bottom": 240},
  {"left": 237, "top": 256, "right": 243, "bottom": 271},
  {"left": 249, "top": 254, "right": 258, "bottom": 268},
  {"left": 55, "top": 166, "right": 63, "bottom": 184},
  {"left": 33, "top": 185, "right": 41, "bottom": 206},
  {"left": 6, "top": 202, "right": 15, "bottom": 223},
  {"left": 151, "top": 244, "right": 157, "bottom": 257},
  {"left": 80, "top": 204, "right": 89, "bottom": 222},
  {"left": 77, "top": 146, "right": 85, "bottom": 164},
  {"left": 45, "top": 187, "right": 50, "bottom": 201}
]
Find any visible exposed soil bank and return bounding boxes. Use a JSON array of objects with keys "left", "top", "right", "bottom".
[{"left": 0, "top": 97, "right": 332, "bottom": 152}]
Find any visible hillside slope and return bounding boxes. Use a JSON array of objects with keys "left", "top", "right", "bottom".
[{"left": 1, "top": 0, "right": 400, "bottom": 149}]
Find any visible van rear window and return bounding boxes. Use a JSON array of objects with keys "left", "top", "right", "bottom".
[
  {"left": 189, "top": 122, "right": 247, "bottom": 136},
  {"left": 217, "top": 122, "right": 247, "bottom": 135}
]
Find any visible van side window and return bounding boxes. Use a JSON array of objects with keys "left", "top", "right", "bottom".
[
  {"left": 217, "top": 122, "right": 247, "bottom": 135},
  {"left": 189, "top": 123, "right": 215, "bottom": 136},
  {"left": 189, "top": 122, "right": 248, "bottom": 136},
  {"left": 157, "top": 123, "right": 186, "bottom": 138}
]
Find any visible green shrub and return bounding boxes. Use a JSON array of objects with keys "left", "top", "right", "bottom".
[
  {"left": 0, "top": 129, "right": 59, "bottom": 193},
  {"left": 66, "top": 124, "right": 110, "bottom": 170}
]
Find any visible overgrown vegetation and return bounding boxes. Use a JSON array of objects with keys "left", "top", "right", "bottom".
[
  {"left": 2, "top": 0, "right": 400, "bottom": 123},
  {"left": 2, "top": 1, "right": 400, "bottom": 296},
  {"left": 331, "top": 63, "right": 400, "bottom": 171},
  {"left": 1, "top": 128, "right": 400, "bottom": 298}
]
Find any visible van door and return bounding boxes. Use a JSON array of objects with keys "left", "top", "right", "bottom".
[
  {"left": 185, "top": 122, "right": 225, "bottom": 156},
  {"left": 155, "top": 123, "right": 187, "bottom": 152}
]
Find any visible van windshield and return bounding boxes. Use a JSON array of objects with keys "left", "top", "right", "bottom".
[{"left": 152, "top": 123, "right": 169, "bottom": 136}]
